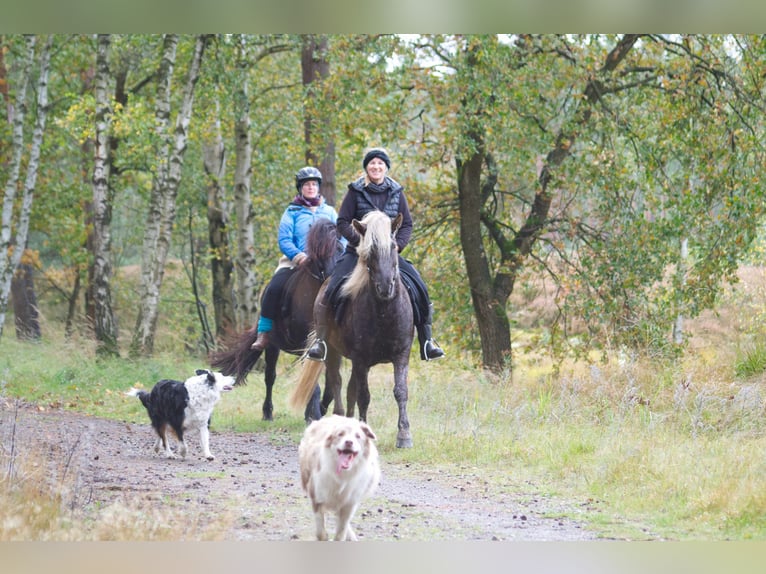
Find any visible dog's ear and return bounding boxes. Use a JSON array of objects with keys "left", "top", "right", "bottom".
[
  {"left": 360, "top": 423, "right": 377, "bottom": 441},
  {"left": 205, "top": 371, "right": 216, "bottom": 385},
  {"left": 195, "top": 369, "right": 210, "bottom": 376}
]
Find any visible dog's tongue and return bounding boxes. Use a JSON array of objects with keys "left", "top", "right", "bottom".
[{"left": 336, "top": 451, "right": 355, "bottom": 474}]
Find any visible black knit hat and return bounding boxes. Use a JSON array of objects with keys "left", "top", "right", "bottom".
[{"left": 362, "top": 147, "right": 391, "bottom": 170}]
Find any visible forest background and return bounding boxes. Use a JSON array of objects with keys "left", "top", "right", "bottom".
[
  {"left": 3, "top": 34, "right": 766, "bottom": 543},
  {"left": 3, "top": 34, "right": 766, "bottom": 368}
]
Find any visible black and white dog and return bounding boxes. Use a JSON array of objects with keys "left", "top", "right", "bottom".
[{"left": 127, "top": 369, "right": 234, "bottom": 461}]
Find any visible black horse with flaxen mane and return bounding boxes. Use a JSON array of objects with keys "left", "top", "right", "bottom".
[
  {"left": 289, "top": 211, "right": 415, "bottom": 448},
  {"left": 209, "top": 218, "right": 343, "bottom": 422}
]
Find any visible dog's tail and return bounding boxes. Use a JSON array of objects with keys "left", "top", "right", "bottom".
[{"left": 126, "top": 388, "right": 151, "bottom": 410}]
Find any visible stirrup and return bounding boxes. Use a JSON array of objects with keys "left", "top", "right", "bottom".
[
  {"left": 307, "top": 339, "right": 327, "bottom": 362},
  {"left": 422, "top": 339, "right": 445, "bottom": 361}
]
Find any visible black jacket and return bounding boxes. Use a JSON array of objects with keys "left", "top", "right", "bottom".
[{"left": 336, "top": 176, "right": 413, "bottom": 253}]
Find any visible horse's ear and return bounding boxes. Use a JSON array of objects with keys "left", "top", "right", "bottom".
[
  {"left": 391, "top": 213, "right": 403, "bottom": 234},
  {"left": 352, "top": 218, "right": 367, "bottom": 236}
]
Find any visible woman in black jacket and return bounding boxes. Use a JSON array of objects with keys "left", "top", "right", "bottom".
[{"left": 307, "top": 147, "right": 445, "bottom": 362}]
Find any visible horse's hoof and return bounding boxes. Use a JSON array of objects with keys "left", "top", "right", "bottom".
[{"left": 396, "top": 435, "right": 413, "bottom": 448}]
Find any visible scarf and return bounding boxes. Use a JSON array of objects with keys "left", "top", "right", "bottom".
[
  {"left": 365, "top": 178, "right": 391, "bottom": 195},
  {"left": 293, "top": 193, "right": 321, "bottom": 208}
]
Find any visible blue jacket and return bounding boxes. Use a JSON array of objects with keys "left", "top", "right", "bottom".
[{"left": 277, "top": 198, "right": 342, "bottom": 261}]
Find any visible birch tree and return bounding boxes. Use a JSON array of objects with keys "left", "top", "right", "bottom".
[
  {"left": 231, "top": 35, "right": 258, "bottom": 331},
  {"left": 131, "top": 34, "right": 209, "bottom": 357},
  {"left": 0, "top": 34, "right": 53, "bottom": 339},
  {"left": 91, "top": 33, "right": 119, "bottom": 356}
]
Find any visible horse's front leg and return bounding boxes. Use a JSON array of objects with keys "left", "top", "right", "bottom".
[
  {"left": 393, "top": 360, "right": 412, "bottom": 448},
  {"left": 348, "top": 362, "right": 370, "bottom": 422},
  {"left": 262, "top": 346, "right": 279, "bottom": 421}
]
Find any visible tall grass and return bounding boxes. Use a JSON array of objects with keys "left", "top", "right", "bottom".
[{"left": 360, "top": 347, "right": 766, "bottom": 541}]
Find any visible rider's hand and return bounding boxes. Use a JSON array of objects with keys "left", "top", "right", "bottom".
[{"left": 292, "top": 252, "right": 308, "bottom": 266}]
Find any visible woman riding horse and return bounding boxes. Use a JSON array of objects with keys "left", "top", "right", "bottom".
[
  {"left": 252, "top": 166, "right": 341, "bottom": 351},
  {"left": 307, "top": 147, "right": 445, "bottom": 363}
]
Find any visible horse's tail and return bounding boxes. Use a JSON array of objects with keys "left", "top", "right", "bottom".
[
  {"left": 208, "top": 327, "right": 263, "bottom": 386},
  {"left": 288, "top": 358, "right": 324, "bottom": 413}
]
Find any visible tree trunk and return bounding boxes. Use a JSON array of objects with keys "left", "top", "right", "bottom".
[
  {"left": 86, "top": 57, "right": 120, "bottom": 331},
  {"left": 457, "top": 141, "right": 512, "bottom": 371},
  {"left": 232, "top": 35, "right": 258, "bottom": 331},
  {"left": 11, "top": 259, "right": 40, "bottom": 340},
  {"left": 91, "top": 33, "right": 119, "bottom": 357},
  {"left": 455, "top": 40, "right": 513, "bottom": 372},
  {"left": 301, "top": 34, "right": 336, "bottom": 205},
  {"left": 0, "top": 36, "right": 34, "bottom": 339},
  {"left": 65, "top": 270, "right": 82, "bottom": 340},
  {"left": 0, "top": 35, "right": 52, "bottom": 340},
  {"left": 203, "top": 101, "right": 235, "bottom": 339},
  {"left": 131, "top": 34, "right": 209, "bottom": 357},
  {"left": 673, "top": 237, "right": 689, "bottom": 345}
]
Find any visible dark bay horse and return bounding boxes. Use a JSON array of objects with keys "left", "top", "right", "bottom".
[
  {"left": 209, "top": 219, "right": 343, "bottom": 422},
  {"left": 289, "top": 211, "right": 415, "bottom": 448}
]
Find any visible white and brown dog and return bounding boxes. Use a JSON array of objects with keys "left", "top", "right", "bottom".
[
  {"left": 127, "top": 369, "right": 233, "bottom": 461},
  {"left": 298, "top": 415, "right": 381, "bottom": 541}
]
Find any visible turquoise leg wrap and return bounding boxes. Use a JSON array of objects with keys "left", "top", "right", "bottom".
[{"left": 257, "top": 316, "right": 273, "bottom": 333}]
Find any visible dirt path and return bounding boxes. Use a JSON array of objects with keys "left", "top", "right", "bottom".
[{"left": 1, "top": 400, "right": 596, "bottom": 541}]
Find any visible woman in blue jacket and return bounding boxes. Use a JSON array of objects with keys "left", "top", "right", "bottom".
[{"left": 251, "top": 166, "right": 340, "bottom": 351}]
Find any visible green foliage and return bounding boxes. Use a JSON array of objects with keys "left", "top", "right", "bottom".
[{"left": 6, "top": 33, "right": 766, "bottom": 376}]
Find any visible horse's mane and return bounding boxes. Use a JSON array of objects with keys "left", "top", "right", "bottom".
[
  {"left": 342, "top": 211, "right": 398, "bottom": 299},
  {"left": 305, "top": 218, "right": 340, "bottom": 263}
]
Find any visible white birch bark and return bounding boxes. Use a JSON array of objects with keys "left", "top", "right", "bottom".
[
  {"left": 131, "top": 34, "right": 208, "bottom": 356},
  {"left": 233, "top": 36, "right": 258, "bottom": 330},
  {"left": 92, "top": 33, "right": 119, "bottom": 355},
  {"left": 673, "top": 238, "right": 688, "bottom": 345},
  {"left": 130, "top": 34, "right": 177, "bottom": 357},
  {"left": 0, "top": 35, "right": 52, "bottom": 339}
]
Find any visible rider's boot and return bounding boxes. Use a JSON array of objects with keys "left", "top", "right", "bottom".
[
  {"left": 416, "top": 305, "right": 445, "bottom": 361},
  {"left": 417, "top": 323, "right": 445, "bottom": 361},
  {"left": 307, "top": 301, "right": 330, "bottom": 362},
  {"left": 251, "top": 316, "right": 272, "bottom": 351},
  {"left": 251, "top": 330, "right": 270, "bottom": 351}
]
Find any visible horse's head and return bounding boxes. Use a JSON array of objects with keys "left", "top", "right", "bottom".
[
  {"left": 348, "top": 212, "right": 402, "bottom": 302},
  {"left": 304, "top": 219, "right": 343, "bottom": 281}
]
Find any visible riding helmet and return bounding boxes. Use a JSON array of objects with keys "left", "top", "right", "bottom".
[{"left": 295, "top": 166, "right": 323, "bottom": 190}]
